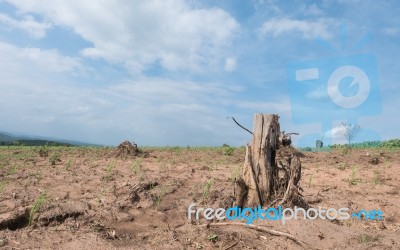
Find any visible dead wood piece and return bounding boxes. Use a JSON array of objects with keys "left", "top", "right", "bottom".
[
  {"left": 115, "top": 141, "right": 147, "bottom": 158},
  {"left": 201, "top": 222, "right": 317, "bottom": 250}
]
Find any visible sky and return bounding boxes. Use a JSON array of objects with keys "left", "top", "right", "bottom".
[{"left": 0, "top": 0, "right": 399, "bottom": 146}]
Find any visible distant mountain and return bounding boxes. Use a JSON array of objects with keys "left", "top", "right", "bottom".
[
  {"left": 0, "top": 132, "right": 101, "bottom": 146},
  {"left": 0, "top": 132, "right": 15, "bottom": 142}
]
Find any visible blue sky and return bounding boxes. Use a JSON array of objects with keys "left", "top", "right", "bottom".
[{"left": 0, "top": 0, "right": 399, "bottom": 146}]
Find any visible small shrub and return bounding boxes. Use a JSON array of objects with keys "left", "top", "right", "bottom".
[
  {"left": 207, "top": 234, "right": 218, "bottom": 243},
  {"left": 38, "top": 145, "right": 49, "bottom": 157},
  {"left": 202, "top": 178, "right": 214, "bottom": 201},
  {"left": 49, "top": 152, "right": 61, "bottom": 165},
  {"left": 223, "top": 146, "right": 234, "bottom": 156}
]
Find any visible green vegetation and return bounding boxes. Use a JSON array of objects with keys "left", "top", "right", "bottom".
[
  {"left": 155, "top": 184, "right": 167, "bottom": 208},
  {"left": 349, "top": 167, "right": 361, "bottom": 186},
  {"left": 8, "top": 165, "right": 18, "bottom": 175},
  {"left": 207, "top": 234, "right": 218, "bottom": 243},
  {"left": 229, "top": 164, "right": 242, "bottom": 182},
  {"left": 65, "top": 159, "right": 72, "bottom": 171},
  {"left": 102, "top": 160, "right": 115, "bottom": 182},
  {"left": 372, "top": 171, "right": 384, "bottom": 187},
  {"left": 202, "top": 177, "right": 214, "bottom": 201},
  {"left": 49, "top": 152, "right": 61, "bottom": 165},
  {"left": 336, "top": 162, "right": 348, "bottom": 171},
  {"left": 300, "top": 138, "right": 400, "bottom": 152},
  {"left": 308, "top": 174, "right": 313, "bottom": 188},
  {"left": 358, "top": 234, "right": 382, "bottom": 244},
  {"left": 0, "top": 181, "right": 6, "bottom": 194},
  {"left": 29, "top": 193, "right": 47, "bottom": 226},
  {"left": 223, "top": 145, "right": 234, "bottom": 155}
]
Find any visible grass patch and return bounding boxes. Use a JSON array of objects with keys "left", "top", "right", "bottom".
[
  {"left": 207, "top": 234, "right": 218, "bottom": 243},
  {"left": 358, "top": 234, "right": 381, "bottom": 244},
  {"left": 308, "top": 174, "right": 313, "bottom": 188},
  {"left": 202, "top": 177, "right": 214, "bottom": 202},
  {"left": 349, "top": 167, "right": 361, "bottom": 186},
  {"left": 229, "top": 164, "right": 242, "bottom": 182},
  {"left": 130, "top": 159, "right": 146, "bottom": 181},
  {"left": 29, "top": 192, "right": 47, "bottom": 226},
  {"left": 65, "top": 159, "right": 72, "bottom": 171},
  {"left": 0, "top": 181, "right": 6, "bottom": 194},
  {"left": 102, "top": 160, "right": 115, "bottom": 182},
  {"left": 7, "top": 165, "right": 17, "bottom": 175},
  {"left": 49, "top": 152, "right": 61, "bottom": 165},
  {"left": 336, "top": 162, "right": 348, "bottom": 171},
  {"left": 155, "top": 184, "right": 167, "bottom": 208},
  {"left": 223, "top": 146, "right": 234, "bottom": 156},
  {"left": 340, "top": 146, "right": 351, "bottom": 155},
  {"left": 372, "top": 171, "right": 384, "bottom": 187}
]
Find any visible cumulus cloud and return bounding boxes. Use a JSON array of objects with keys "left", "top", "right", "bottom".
[
  {"left": 0, "top": 42, "right": 86, "bottom": 75},
  {"left": 0, "top": 13, "right": 51, "bottom": 38},
  {"left": 324, "top": 125, "right": 346, "bottom": 139},
  {"left": 5, "top": 0, "right": 239, "bottom": 73},
  {"left": 0, "top": 41, "right": 248, "bottom": 145},
  {"left": 260, "top": 17, "right": 336, "bottom": 39}
]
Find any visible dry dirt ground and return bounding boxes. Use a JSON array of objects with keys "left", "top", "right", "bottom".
[{"left": 0, "top": 146, "right": 399, "bottom": 249}]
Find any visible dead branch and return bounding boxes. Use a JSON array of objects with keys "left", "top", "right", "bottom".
[
  {"left": 226, "top": 117, "right": 253, "bottom": 135},
  {"left": 201, "top": 222, "right": 317, "bottom": 249}
]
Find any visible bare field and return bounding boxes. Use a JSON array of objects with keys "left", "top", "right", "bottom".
[{"left": 0, "top": 146, "right": 399, "bottom": 249}]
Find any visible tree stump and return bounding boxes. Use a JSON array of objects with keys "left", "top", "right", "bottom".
[{"left": 234, "top": 114, "right": 307, "bottom": 209}]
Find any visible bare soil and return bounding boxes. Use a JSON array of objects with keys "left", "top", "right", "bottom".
[{"left": 0, "top": 146, "right": 399, "bottom": 249}]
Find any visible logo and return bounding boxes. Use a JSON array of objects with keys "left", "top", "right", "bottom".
[{"left": 287, "top": 25, "right": 382, "bottom": 146}]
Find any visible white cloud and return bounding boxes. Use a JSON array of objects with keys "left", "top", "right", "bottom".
[
  {"left": 0, "top": 41, "right": 248, "bottom": 146},
  {"left": 224, "top": 57, "right": 237, "bottom": 72},
  {"left": 5, "top": 0, "right": 239, "bottom": 73},
  {"left": 324, "top": 125, "right": 346, "bottom": 139},
  {"left": 260, "top": 17, "right": 336, "bottom": 39},
  {"left": 0, "top": 42, "right": 86, "bottom": 75},
  {"left": 0, "top": 13, "right": 51, "bottom": 38}
]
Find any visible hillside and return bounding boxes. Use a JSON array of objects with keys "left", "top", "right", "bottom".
[{"left": 0, "top": 132, "right": 99, "bottom": 146}]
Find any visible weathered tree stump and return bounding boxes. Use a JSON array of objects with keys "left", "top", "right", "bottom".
[{"left": 234, "top": 114, "right": 307, "bottom": 208}]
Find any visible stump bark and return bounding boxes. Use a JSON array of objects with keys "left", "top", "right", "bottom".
[{"left": 234, "top": 114, "right": 306, "bottom": 208}]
